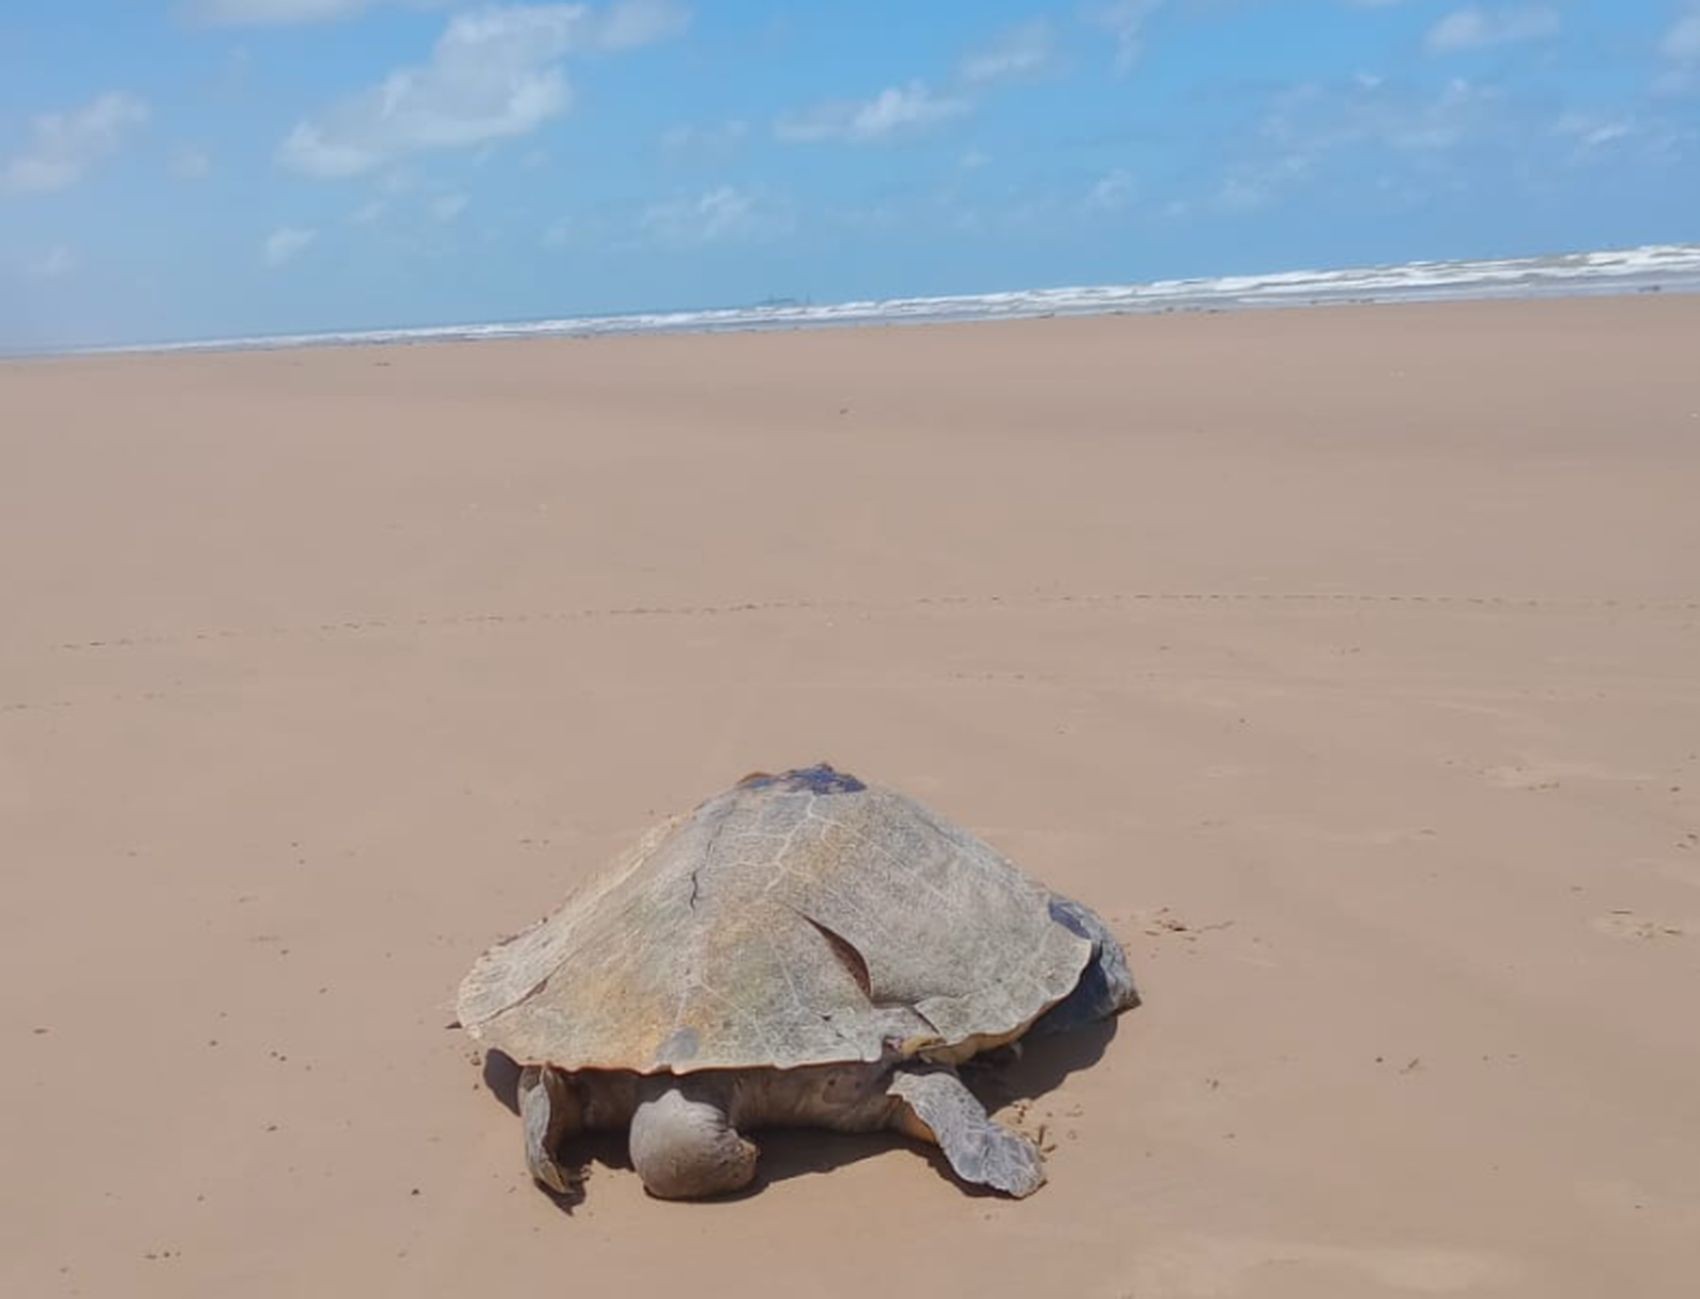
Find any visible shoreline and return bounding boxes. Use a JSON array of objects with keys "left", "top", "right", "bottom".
[{"left": 9, "top": 240, "right": 1699, "bottom": 360}]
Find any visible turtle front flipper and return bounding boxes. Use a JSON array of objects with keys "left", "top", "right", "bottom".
[
  {"left": 887, "top": 1066, "right": 1046, "bottom": 1198},
  {"left": 519, "top": 1065, "right": 581, "bottom": 1194}
]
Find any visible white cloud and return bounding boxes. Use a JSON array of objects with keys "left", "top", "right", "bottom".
[
  {"left": 1554, "top": 113, "right": 1634, "bottom": 152},
  {"left": 1086, "top": 167, "right": 1135, "bottom": 212},
  {"left": 774, "top": 17, "right": 1059, "bottom": 148},
  {"left": 1665, "top": 12, "right": 1700, "bottom": 63},
  {"left": 24, "top": 245, "right": 78, "bottom": 278},
  {"left": 349, "top": 198, "right": 387, "bottom": 223},
  {"left": 279, "top": 3, "right": 687, "bottom": 177},
  {"left": 639, "top": 185, "right": 787, "bottom": 246},
  {"left": 1209, "top": 76, "right": 1504, "bottom": 212},
  {"left": 959, "top": 20, "right": 1057, "bottom": 87},
  {"left": 2, "top": 91, "right": 149, "bottom": 194},
  {"left": 776, "top": 81, "right": 969, "bottom": 144},
  {"left": 1208, "top": 151, "right": 1315, "bottom": 213},
  {"left": 1553, "top": 111, "right": 1696, "bottom": 163},
  {"left": 1086, "top": 0, "right": 1163, "bottom": 74},
  {"left": 171, "top": 147, "right": 212, "bottom": 180},
  {"left": 1425, "top": 6, "right": 1561, "bottom": 54},
  {"left": 280, "top": 7, "right": 579, "bottom": 176},
  {"left": 263, "top": 226, "right": 316, "bottom": 266},
  {"left": 1655, "top": 5, "right": 1700, "bottom": 93},
  {"left": 1264, "top": 76, "right": 1503, "bottom": 155}
]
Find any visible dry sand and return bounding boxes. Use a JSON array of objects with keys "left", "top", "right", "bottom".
[{"left": 4, "top": 296, "right": 1699, "bottom": 1297}]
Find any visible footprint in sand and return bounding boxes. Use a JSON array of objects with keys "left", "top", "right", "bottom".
[
  {"left": 1136, "top": 907, "right": 1235, "bottom": 942},
  {"left": 1484, "top": 760, "right": 1654, "bottom": 791},
  {"left": 1592, "top": 910, "right": 1688, "bottom": 941}
]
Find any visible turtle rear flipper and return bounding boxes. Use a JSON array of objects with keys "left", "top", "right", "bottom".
[
  {"left": 888, "top": 1066, "right": 1045, "bottom": 1198},
  {"left": 629, "top": 1077, "right": 758, "bottom": 1200}
]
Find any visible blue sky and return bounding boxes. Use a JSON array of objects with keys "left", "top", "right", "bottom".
[{"left": 2, "top": 1, "right": 1696, "bottom": 348}]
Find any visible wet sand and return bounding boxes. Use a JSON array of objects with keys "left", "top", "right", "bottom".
[{"left": 3, "top": 295, "right": 1699, "bottom": 1297}]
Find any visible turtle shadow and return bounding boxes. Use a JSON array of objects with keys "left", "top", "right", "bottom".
[
  {"left": 732, "top": 1014, "right": 1127, "bottom": 1197},
  {"left": 970, "top": 1014, "right": 1122, "bottom": 1108},
  {"left": 480, "top": 1049, "right": 913, "bottom": 1199},
  {"left": 479, "top": 1013, "right": 1124, "bottom": 1205},
  {"left": 698, "top": 1129, "right": 907, "bottom": 1197},
  {"left": 479, "top": 1051, "right": 623, "bottom": 1216},
  {"left": 482, "top": 1049, "right": 524, "bottom": 1114},
  {"left": 744, "top": 1132, "right": 1006, "bottom": 1198},
  {"left": 553, "top": 1132, "right": 638, "bottom": 1213},
  {"left": 522, "top": 1132, "right": 637, "bottom": 1216}
]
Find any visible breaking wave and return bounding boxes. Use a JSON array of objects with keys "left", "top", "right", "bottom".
[{"left": 67, "top": 243, "right": 1700, "bottom": 356}]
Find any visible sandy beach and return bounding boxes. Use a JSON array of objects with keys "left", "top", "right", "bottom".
[{"left": 4, "top": 295, "right": 1699, "bottom": 1297}]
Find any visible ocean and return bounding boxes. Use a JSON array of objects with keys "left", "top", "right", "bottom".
[{"left": 52, "top": 242, "right": 1700, "bottom": 357}]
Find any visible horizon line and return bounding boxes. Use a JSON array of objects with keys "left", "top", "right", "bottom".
[{"left": 11, "top": 240, "right": 1700, "bottom": 361}]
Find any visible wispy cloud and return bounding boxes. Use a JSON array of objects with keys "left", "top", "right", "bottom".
[
  {"left": 1670, "top": 15, "right": 1700, "bottom": 60},
  {"left": 1554, "top": 112, "right": 1634, "bottom": 154},
  {"left": 1085, "top": 0, "right": 1163, "bottom": 74},
  {"left": 171, "top": 146, "right": 212, "bottom": 180},
  {"left": 1209, "top": 152, "right": 1314, "bottom": 214},
  {"left": 429, "top": 192, "right": 469, "bottom": 222},
  {"left": 1662, "top": 6, "right": 1700, "bottom": 91},
  {"left": 1265, "top": 76, "right": 1504, "bottom": 156},
  {"left": 24, "top": 245, "right": 79, "bottom": 279},
  {"left": 1425, "top": 6, "right": 1561, "bottom": 54},
  {"left": 660, "top": 118, "right": 749, "bottom": 163},
  {"left": 189, "top": 0, "right": 667, "bottom": 26},
  {"left": 2, "top": 91, "right": 149, "bottom": 194},
  {"left": 263, "top": 226, "right": 316, "bottom": 266},
  {"left": 595, "top": 0, "right": 689, "bottom": 49},
  {"left": 1085, "top": 167, "right": 1135, "bottom": 213},
  {"left": 958, "top": 20, "right": 1057, "bottom": 87},
  {"left": 775, "top": 81, "right": 969, "bottom": 144},
  {"left": 184, "top": 0, "right": 391, "bottom": 23},
  {"left": 775, "top": 17, "right": 1062, "bottom": 149},
  {"left": 639, "top": 185, "right": 789, "bottom": 246},
  {"left": 1208, "top": 75, "right": 1506, "bottom": 212},
  {"left": 279, "top": 3, "right": 687, "bottom": 177}
]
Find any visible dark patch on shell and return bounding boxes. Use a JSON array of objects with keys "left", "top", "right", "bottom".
[
  {"left": 741, "top": 763, "right": 867, "bottom": 796},
  {"left": 655, "top": 1027, "right": 700, "bottom": 1065}
]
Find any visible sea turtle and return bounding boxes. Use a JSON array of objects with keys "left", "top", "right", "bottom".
[{"left": 457, "top": 764, "right": 1137, "bottom": 1200}]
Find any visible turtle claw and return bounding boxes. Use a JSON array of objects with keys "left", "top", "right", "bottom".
[
  {"left": 888, "top": 1066, "right": 1047, "bottom": 1198},
  {"left": 528, "top": 1145, "right": 572, "bottom": 1196}
]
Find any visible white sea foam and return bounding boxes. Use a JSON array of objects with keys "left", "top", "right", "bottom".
[{"left": 54, "top": 243, "right": 1700, "bottom": 356}]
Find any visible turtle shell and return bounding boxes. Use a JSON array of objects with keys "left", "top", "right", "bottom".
[{"left": 456, "top": 765, "right": 1093, "bottom": 1073}]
